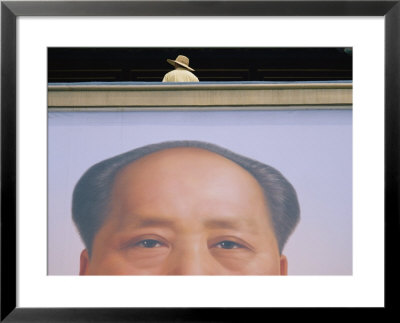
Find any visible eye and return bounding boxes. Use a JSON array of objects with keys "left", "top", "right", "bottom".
[
  {"left": 214, "top": 240, "right": 244, "bottom": 249},
  {"left": 135, "top": 239, "right": 163, "bottom": 248}
]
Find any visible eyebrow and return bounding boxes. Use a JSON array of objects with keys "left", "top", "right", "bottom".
[
  {"left": 204, "top": 219, "right": 246, "bottom": 230},
  {"left": 131, "top": 216, "right": 176, "bottom": 228},
  {"left": 123, "top": 215, "right": 247, "bottom": 231}
]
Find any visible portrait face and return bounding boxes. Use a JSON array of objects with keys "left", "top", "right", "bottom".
[{"left": 80, "top": 147, "right": 287, "bottom": 275}]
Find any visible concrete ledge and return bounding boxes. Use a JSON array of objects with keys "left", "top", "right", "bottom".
[{"left": 48, "top": 82, "right": 352, "bottom": 108}]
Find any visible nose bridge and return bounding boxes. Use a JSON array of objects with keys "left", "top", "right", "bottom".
[{"left": 169, "top": 238, "right": 211, "bottom": 275}]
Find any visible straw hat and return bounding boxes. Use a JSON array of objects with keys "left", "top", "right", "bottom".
[{"left": 167, "top": 55, "right": 195, "bottom": 72}]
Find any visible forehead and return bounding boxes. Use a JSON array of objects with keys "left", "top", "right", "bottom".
[
  {"left": 110, "top": 147, "right": 268, "bottom": 215},
  {"left": 114, "top": 147, "right": 262, "bottom": 194}
]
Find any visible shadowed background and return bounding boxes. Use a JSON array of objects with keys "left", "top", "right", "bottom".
[{"left": 48, "top": 47, "right": 352, "bottom": 83}]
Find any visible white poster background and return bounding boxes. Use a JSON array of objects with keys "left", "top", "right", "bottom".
[{"left": 18, "top": 17, "right": 384, "bottom": 307}]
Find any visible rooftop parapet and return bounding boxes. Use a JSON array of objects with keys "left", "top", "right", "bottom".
[{"left": 48, "top": 81, "right": 352, "bottom": 110}]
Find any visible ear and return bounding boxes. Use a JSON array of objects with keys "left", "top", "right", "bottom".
[
  {"left": 279, "top": 254, "right": 288, "bottom": 275},
  {"left": 79, "top": 249, "right": 90, "bottom": 275}
]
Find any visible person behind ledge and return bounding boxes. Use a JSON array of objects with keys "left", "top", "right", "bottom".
[
  {"left": 162, "top": 55, "right": 199, "bottom": 82},
  {"left": 73, "top": 141, "right": 300, "bottom": 275}
]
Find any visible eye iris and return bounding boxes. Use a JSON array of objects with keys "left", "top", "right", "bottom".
[
  {"left": 141, "top": 239, "right": 159, "bottom": 248},
  {"left": 220, "top": 241, "right": 237, "bottom": 249}
]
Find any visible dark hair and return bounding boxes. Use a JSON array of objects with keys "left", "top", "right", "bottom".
[{"left": 72, "top": 141, "right": 300, "bottom": 256}]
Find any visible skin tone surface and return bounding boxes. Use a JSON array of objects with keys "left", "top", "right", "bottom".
[{"left": 80, "top": 148, "right": 288, "bottom": 275}]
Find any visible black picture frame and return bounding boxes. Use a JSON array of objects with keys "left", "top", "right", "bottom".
[{"left": 1, "top": 0, "right": 399, "bottom": 321}]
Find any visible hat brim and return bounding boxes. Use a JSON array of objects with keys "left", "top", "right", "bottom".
[{"left": 167, "top": 58, "right": 195, "bottom": 72}]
